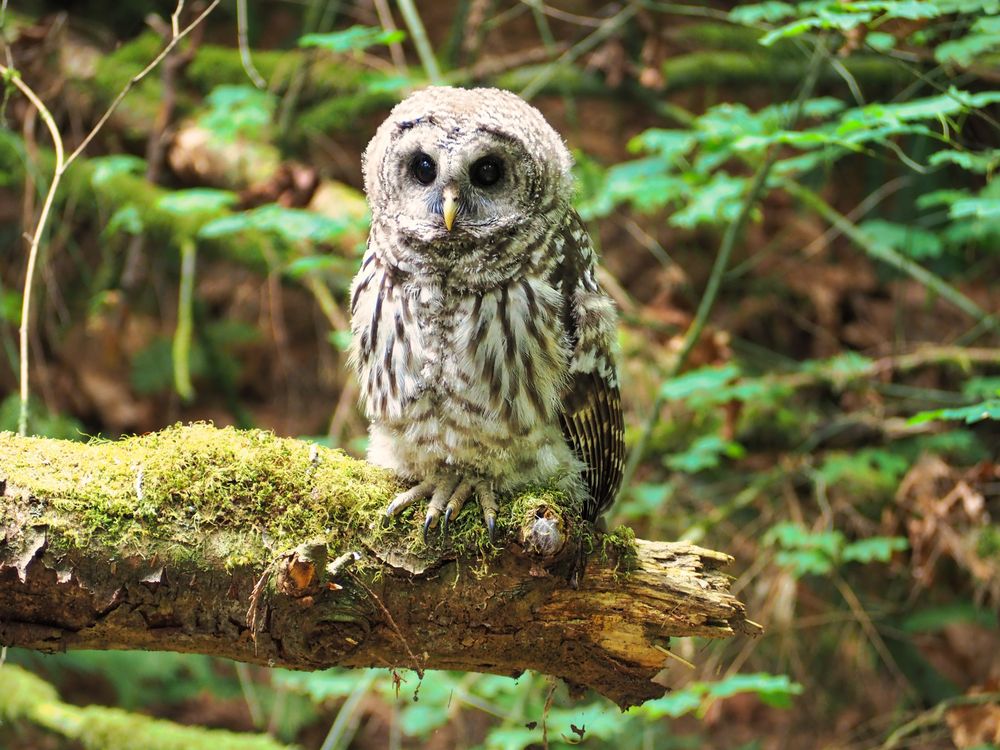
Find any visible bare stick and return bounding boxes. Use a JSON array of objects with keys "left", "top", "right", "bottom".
[
  {"left": 236, "top": 0, "right": 267, "bottom": 88},
  {"left": 0, "top": 66, "right": 65, "bottom": 437}
]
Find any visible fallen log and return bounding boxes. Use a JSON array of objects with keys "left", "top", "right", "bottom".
[{"left": 0, "top": 423, "right": 760, "bottom": 709}]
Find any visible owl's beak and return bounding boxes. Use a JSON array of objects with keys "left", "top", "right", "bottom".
[{"left": 442, "top": 185, "right": 459, "bottom": 232}]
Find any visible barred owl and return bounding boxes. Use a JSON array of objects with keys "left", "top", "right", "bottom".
[{"left": 350, "top": 86, "right": 624, "bottom": 541}]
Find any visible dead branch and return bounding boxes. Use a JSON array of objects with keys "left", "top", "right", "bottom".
[{"left": 0, "top": 424, "right": 759, "bottom": 709}]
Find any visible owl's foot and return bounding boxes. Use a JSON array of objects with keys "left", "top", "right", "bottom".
[{"left": 384, "top": 476, "right": 499, "bottom": 542}]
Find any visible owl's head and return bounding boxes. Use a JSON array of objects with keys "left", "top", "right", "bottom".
[{"left": 363, "top": 87, "right": 574, "bottom": 279}]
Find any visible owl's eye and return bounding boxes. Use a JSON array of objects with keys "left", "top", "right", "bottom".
[
  {"left": 410, "top": 153, "right": 437, "bottom": 185},
  {"left": 470, "top": 156, "right": 503, "bottom": 188}
]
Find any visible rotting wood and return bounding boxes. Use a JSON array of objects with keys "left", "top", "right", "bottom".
[{"left": 0, "top": 425, "right": 760, "bottom": 709}]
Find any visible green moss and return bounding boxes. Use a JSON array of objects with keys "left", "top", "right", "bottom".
[
  {"left": 296, "top": 89, "right": 400, "bottom": 138},
  {"left": 186, "top": 46, "right": 299, "bottom": 90},
  {"left": 0, "top": 665, "right": 293, "bottom": 750},
  {"left": 0, "top": 424, "right": 592, "bottom": 570},
  {"left": 977, "top": 524, "right": 1000, "bottom": 559},
  {"left": 600, "top": 525, "right": 640, "bottom": 573}
]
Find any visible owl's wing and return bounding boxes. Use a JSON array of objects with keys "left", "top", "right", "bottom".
[{"left": 552, "top": 212, "right": 625, "bottom": 521}]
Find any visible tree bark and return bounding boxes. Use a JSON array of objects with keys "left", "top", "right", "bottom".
[{"left": 0, "top": 424, "right": 760, "bottom": 709}]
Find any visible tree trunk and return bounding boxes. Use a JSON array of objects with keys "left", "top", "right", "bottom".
[{"left": 0, "top": 424, "right": 759, "bottom": 709}]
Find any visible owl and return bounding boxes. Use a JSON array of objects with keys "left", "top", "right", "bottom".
[{"left": 350, "top": 86, "right": 624, "bottom": 541}]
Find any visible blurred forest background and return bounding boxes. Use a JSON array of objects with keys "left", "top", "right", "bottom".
[{"left": 1, "top": 0, "right": 999, "bottom": 748}]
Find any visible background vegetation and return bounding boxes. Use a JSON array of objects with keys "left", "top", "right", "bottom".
[{"left": 1, "top": 0, "right": 998, "bottom": 748}]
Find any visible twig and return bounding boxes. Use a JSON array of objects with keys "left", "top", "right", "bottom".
[
  {"left": 396, "top": 0, "right": 442, "bottom": 83},
  {"left": 277, "top": 0, "right": 341, "bottom": 138},
  {"left": 1, "top": 65, "right": 64, "bottom": 437},
  {"left": 520, "top": 4, "right": 637, "bottom": 100},
  {"left": 877, "top": 692, "right": 1000, "bottom": 750},
  {"left": 349, "top": 572, "right": 425, "bottom": 679},
  {"left": 620, "top": 37, "right": 829, "bottom": 492},
  {"left": 319, "top": 671, "right": 377, "bottom": 750},
  {"left": 372, "top": 0, "right": 407, "bottom": 73},
  {"left": 65, "top": 0, "right": 221, "bottom": 167},
  {"left": 234, "top": 661, "right": 266, "bottom": 728},
  {"left": 124, "top": 6, "right": 201, "bottom": 291},
  {"left": 173, "top": 239, "right": 197, "bottom": 401},
  {"left": 236, "top": 0, "right": 266, "bottom": 88}
]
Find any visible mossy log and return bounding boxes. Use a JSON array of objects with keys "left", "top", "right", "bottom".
[{"left": 0, "top": 424, "right": 760, "bottom": 709}]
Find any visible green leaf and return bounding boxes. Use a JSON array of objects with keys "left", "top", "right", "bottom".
[
  {"left": 858, "top": 219, "right": 944, "bottom": 259},
  {"left": 0, "top": 289, "right": 21, "bottom": 324},
  {"left": 705, "top": 673, "right": 803, "bottom": 709},
  {"left": 951, "top": 196, "right": 1000, "bottom": 220},
  {"left": 299, "top": 26, "right": 407, "bottom": 53},
  {"left": 929, "top": 148, "right": 1000, "bottom": 174},
  {"left": 660, "top": 364, "right": 740, "bottom": 401},
  {"left": 328, "top": 330, "right": 352, "bottom": 352},
  {"left": 818, "top": 448, "right": 910, "bottom": 492},
  {"left": 284, "top": 254, "right": 340, "bottom": 278},
  {"left": 670, "top": 172, "right": 747, "bottom": 229},
  {"left": 90, "top": 154, "right": 146, "bottom": 187},
  {"left": 199, "top": 85, "right": 277, "bottom": 142},
  {"left": 594, "top": 158, "right": 686, "bottom": 215},
  {"left": 642, "top": 687, "right": 707, "bottom": 718},
  {"left": 275, "top": 668, "right": 381, "bottom": 700},
  {"left": 199, "top": 205, "right": 357, "bottom": 245},
  {"left": 759, "top": 18, "right": 824, "bottom": 46},
  {"left": 765, "top": 522, "right": 845, "bottom": 557},
  {"left": 399, "top": 703, "right": 450, "bottom": 738},
  {"left": 628, "top": 129, "right": 696, "bottom": 161},
  {"left": 105, "top": 204, "right": 144, "bottom": 236},
  {"left": 666, "top": 434, "right": 745, "bottom": 473},
  {"left": 775, "top": 548, "right": 834, "bottom": 576},
  {"left": 157, "top": 188, "right": 238, "bottom": 215},
  {"left": 917, "top": 189, "right": 971, "bottom": 209},
  {"left": 483, "top": 727, "right": 540, "bottom": 750},
  {"left": 964, "top": 377, "right": 1000, "bottom": 399},
  {"left": 0, "top": 394, "right": 85, "bottom": 440},
  {"left": 643, "top": 673, "right": 802, "bottom": 717},
  {"left": 842, "top": 536, "right": 909, "bottom": 563},
  {"left": 909, "top": 400, "right": 1000, "bottom": 424},
  {"left": 936, "top": 16, "right": 1000, "bottom": 65},
  {"left": 729, "top": 2, "right": 796, "bottom": 24}
]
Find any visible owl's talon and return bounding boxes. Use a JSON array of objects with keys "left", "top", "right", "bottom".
[
  {"left": 387, "top": 476, "right": 500, "bottom": 541},
  {"left": 386, "top": 479, "right": 435, "bottom": 517}
]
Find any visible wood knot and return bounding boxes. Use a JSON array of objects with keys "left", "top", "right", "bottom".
[{"left": 276, "top": 542, "right": 327, "bottom": 598}]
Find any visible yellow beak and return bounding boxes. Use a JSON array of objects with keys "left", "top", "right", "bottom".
[{"left": 442, "top": 186, "right": 458, "bottom": 232}]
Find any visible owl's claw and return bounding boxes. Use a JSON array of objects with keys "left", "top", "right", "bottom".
[
  {"left": 387, "top": 476, "right": 498, "bottom": 541},
  {"left": 385, "top": 479, "right": 435, "bottom": 517},
  {"left": 477, "top": 482, "right": 499, "bottom": 543}
]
